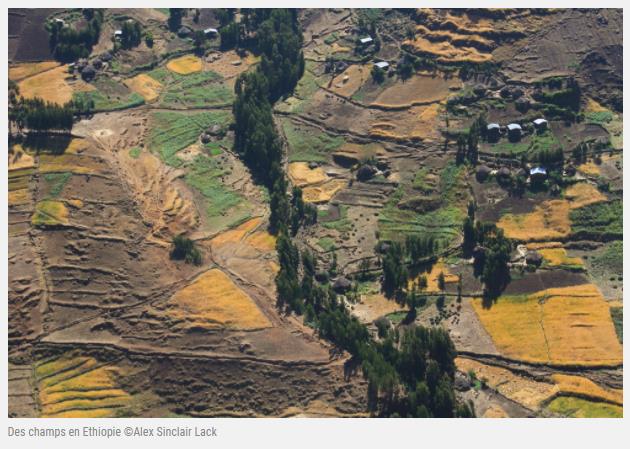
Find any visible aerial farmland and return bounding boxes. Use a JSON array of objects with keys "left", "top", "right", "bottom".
[{"left": 7, "top": 8, "right": 623, "bottom": 419}]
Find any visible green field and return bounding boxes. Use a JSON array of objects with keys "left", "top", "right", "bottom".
[
  {"left": 281, "top": 119, "right": 345, "bottom": 162},
  {"left": 43, "top": 172, "right": 72, "bottom": 198},
  {"left": 379, "top": 162, "right": 467, "bottom": 244},
  {"left": 590, "top": 241, "right": 622, "bottom": 277},
  {"left": 148, "top": 111, "right": 231, "bottom": 167},
  {"left": 73, "top": 78, "right": 144, "bottom": 111},
  {"left": 546, "top": 396, "right": 622, "bottom": 418},
  {"left": 570, "top": 200, "right": 622, "bottom": 238},
  {"left": 184, "top": 155, "right": 246, "bottom": 221},
  {"left": 157, "top": 70, "right": 234, "bottom": 108}
]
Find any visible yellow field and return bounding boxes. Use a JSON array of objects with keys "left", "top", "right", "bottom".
[
  {"left": 302, "top": 179, "right": 347, "bottom": 203},
  {"left": 124, "top": 73, "right": 163, "bottom": 101},
  {"left": 9, "top": 61, "right": 61, "bottom": 81},
  {"left": 372, "top": 73, "right": 461, "bottom": 108},
  {"left": 211, "top": 217, "right": 261, "bottom": 248},
  {"left": 410, "top": 260, "right": 459, "bottom": 292},
  {"left": 245, "top": 231, "right": 277, "bottom": 252},
  {"left": 168, "top": 269, "right": 271, "bottom": 330},
  {"left": 498, "top": 183, "right": 607, "bottom": 241},
  {"left": 39, "top": 153, "right": 100, "bottom": 174},
  {"left": 537, "top": 248, "right": 583, "bottom": 268},
  {"left": 32, "top": 200, "right": 69, "bottom": 227},
  {"left": 472, "top": 284, "right": 622, "bottom": 365},
  {"left": 456, "top": 358, "right": 556, "bottom": 410},
  {"left": 35, "top": 353, "right": 131, "bottom": 418},
  {"left": 9, "top": 189, "right": 31, "bottom": 206},
  {"left": 288, "top": 162, "right": 328, "bottom": 187},
  {"left": 564, "top": 182, "right": 607, "bottom": 209},
  {"left": 403, "top": 34, "right": 492, "bottom": 64},
  {"left": 551, "top": 374, "right": 622, "bottom": 406},
  {"left": 18, "top": 65, "right": 93, "bottom": 105},
  {"left": 166, "top": 55, "right": 203, "bottom": 75},
  {"left": 577, "top": 161, "right": 601, "bottom": 176},
  {"left": 330, "top": 64, "right": 370, "bottom": 98},
  {"left": 497, "top": 200, "right": 570, "bottom": 241}
]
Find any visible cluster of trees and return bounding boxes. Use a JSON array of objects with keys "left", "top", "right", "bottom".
[
  {"left": 232, "top": 9, "right": 307, "bottom": 235},
  {"left": 381, "top": 235, "right": 439, "bottom": 297},
  {"left": 8, "top": 85, "right": 74, "bottom": 134},
  {"left": 534, "top": 77, "right": 581, "bottom": 122},
  {"left": 462, "top": 204, "right": 512, "bottom": 299},
  {"left": 168, "top": 8, "right": 186, "bottom": 32},
  {"left": 279, "top": 249, "right": 473, "bottom": 417},
  {"left": 361, "top": 326, "right": 474, "bottom": 417},
  {"left": 535, "top": 146, "right": 564, "bottom": 165},
  {"left": 455, "top": 114, "right": 484, "bottom": 165},
  {"left": 230, "top": 9, "right": 469, "bottom": 417},
  {"left": 48, "top": 10, "right": 104, "bottom": 62},
  {"left": 120, "top": 20, "right": 142, "bottom": 49},
  {"left": 170, "top": 234, "right": 202, "bottom": 265}
]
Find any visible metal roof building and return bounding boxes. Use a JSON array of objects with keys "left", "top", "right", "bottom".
[
  {"left": 374, "top": 61, "right": 389, "bottom": 69},
  {"left": 359, "top": 37, "right": 373, "bottom": 44}
]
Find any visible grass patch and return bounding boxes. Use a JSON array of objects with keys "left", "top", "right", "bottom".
[
  {"left": 546, "top": 396, "right": 622, "bottom": 418},
  {"left": 128, "top": 147, "right": 142, "bottom": 159},
  {"left": 184, "top": 154, "right": 247, "bottom": 224},
  {"left": 585, "top": 110, "right": 614, "bottom": 125},
  {"left": 610, "top": 306, "right": 622, "bottom": 343},
  {"left": 317, "top": 237, "right": 336, "bottom": 252},
  {"left": 148, "top": 111, "right": 231, "bottom": 167},
  {"left": 570, "top": 200, "right": 622, "bottom": 238},
  {"left": 43, "top": 172, "right": 71, "bottom": 198},
  {"left": 590, "top": 241, "right": 622, "bottom": 277},
  {"left": 379, "top": 162, "right": 468, "bottom": 244},
  {"left": 159, "top": 70, "right": 233, "bottom": 108},
  {"left": 281, "top": 119, "right": 345, "bottom": 162}
]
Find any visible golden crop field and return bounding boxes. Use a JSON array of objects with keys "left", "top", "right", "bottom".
[
  {"left": 18, "top": 65, "right": 94, "bottom": 105},
  {"left": 166, "top": 55, "right": 203, "bottom": 75},
  {"left": 551, "top": 374, "right": 622, "bottom": 405},
  {"left": 564, "top": 182, "right": 607, "bottom": 209},
  {"left": 497, "top": 199, "right": 571, "bottom": 241},
  {"left": 288, "top": 162, "right": 328, "bottom": 187},
  {"left": 9, "top": 61, "right": 60, "bottom": 81},
  {"left": 472, "top": 284, "right": 622, "bottom": 365},
  {"left": 537, "top": 248, "right": 583, "bottom": 268},
  {"left": 35, "top": 352, "right": 131, "bottom": 418},
  {"left": 302, "top": 179, "right": 347, "bottom": 203},
  {"left": 245, "top": 231, "right": 277, "bottom": 252},
  {"left": 124, "top": 73, "right": 163, "bottom": 102},
  {"left": 211, "top": 217, "right": 262, "bottom": 247},
  {"left": 168, "top": 268, "right": 271, "bottom": 330}
]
